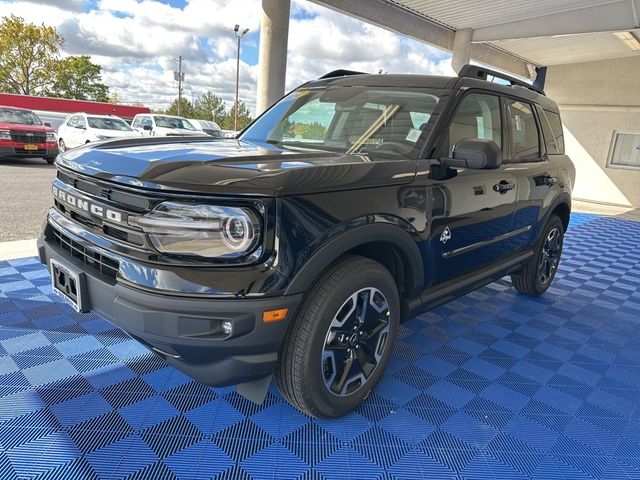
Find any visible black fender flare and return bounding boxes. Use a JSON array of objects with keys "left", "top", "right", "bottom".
[
  {"left": 545, "top": 192, "right": 572, "bottom": 230},
  {"left": 284, "top": 222, "right": 424, "bottom": 297}
]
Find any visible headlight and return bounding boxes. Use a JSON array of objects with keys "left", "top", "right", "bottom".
[
  {"left": 46, "top": 132, "right": 57, "bottom": 142},
  {"left": 0, "top": 129, "right": 10, "bottom": 140},
  {"left": 129, "top": 202, "right": 262, "bottom": 259}
]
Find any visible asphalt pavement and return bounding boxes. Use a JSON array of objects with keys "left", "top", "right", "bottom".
[{"left": 0, "top": 157, "right": 56, "bottom": 242}]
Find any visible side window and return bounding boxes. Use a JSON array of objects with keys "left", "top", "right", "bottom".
[
  {"left": 506, "top": 99, "right": 540, "bottom": 161},
  {"left": 544, "top": 110, "right": 565, "bottom": 154},
  {"left": 448, "top": 93, "right": 501, "bottom": 153},
  {"left": 535, "top": 105, "right": 558, "bottom": 155},
  {"left": 131, "top": 117, "right": 141, "bottom": 128},
  {"left": 67, "top": 116, "right": 77, "bottom": 127},
  {"left": 76, "top": 116, "right": 86, "bottom": 129}
]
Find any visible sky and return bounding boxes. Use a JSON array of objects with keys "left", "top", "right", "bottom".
[{"left": 0, "top": 0, "right": 455, "bottom": 113}]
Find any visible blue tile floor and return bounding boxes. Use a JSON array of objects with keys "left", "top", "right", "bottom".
[{"left": 1, "top": 212, "right": 640, "bottom": 479}]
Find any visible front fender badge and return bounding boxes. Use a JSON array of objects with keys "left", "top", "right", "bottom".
[{"left": 440, "top": 226, "right": 452, "bottom": 244}]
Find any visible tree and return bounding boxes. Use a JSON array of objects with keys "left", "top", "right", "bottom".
[
  {"left": 222, "top": 101, "right": 252, "bottom": 131},
  {"left": 166, "top": 98, "right": 195, "bottom": 118},
  {"left": 192, "top": 92, "right": 226, "bottom": 125},
  {"left": 47, "top": 56, "right": 109, "bottom": 101},
  {"left": 0, "top": 15, "right": 63, "bottom": 95}
]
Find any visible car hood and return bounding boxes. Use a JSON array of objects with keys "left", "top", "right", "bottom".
[
  {"left": 154, "top": 127, "right": 207, "bottom": 136},
  {"left": 56, "top": 137, "right": 417, "bottom": 196},
  {"left": 92, "top": 129, "right": 139, "bottom": 138},
  {"left": 0, "top": 122, "right": 54, "bottom": 133}
]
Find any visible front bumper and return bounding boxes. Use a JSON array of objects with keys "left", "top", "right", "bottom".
[
  {"left": 38, "top": 229, "right": 302, "bottom": 387},
  {"left": 0, "top": 145, "right": 58, "bottom": 158}
]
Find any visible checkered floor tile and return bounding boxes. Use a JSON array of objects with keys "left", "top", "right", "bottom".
[{"left": 1, "top": 213, "right": 640, "bottom": 479}]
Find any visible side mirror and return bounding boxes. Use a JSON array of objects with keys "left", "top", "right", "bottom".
[
  {"left": 76, "top": 124, "right": 86, "bottom": 130},
  {"left": 44, "top": 122, "right": 51, "bottom": 127},
  {"left": 142, "top": 123, "right": 152, "bottom": 131},
  {"left": 448, "top": 139, "right": 502, "bottom": 170}
]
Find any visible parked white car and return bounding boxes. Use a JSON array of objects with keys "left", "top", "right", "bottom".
[
  {"left": 188, "top": 119, "right": 224, "bottom": 138},
  {"left": 57, "top": 113, "right": 139, "bottom": 151},
  {"left": 131, "top": 114, "right": 208, "bottom": 137}
]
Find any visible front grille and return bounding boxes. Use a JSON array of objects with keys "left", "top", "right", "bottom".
[
  {"left": 58, "top": 171, "right": 152, "bottom": 212},
  {"left": 15, "top": 149, "right": 46, "bottom": 155},
  {"left": 51, "top": 227, "right": 119, "bottom": 280},
  {"left": 10, "top": 130, "right": 46, "bottom": 143}
]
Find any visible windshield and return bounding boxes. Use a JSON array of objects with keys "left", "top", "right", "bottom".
[
  {"left": 241, "top": 86, "right": 442, "bottom": 158},
  {"left": 87, "top": 117, "right": 133, "bottom": 131},
  {"left": 155, "top": 116, "right": 195, "bottom": 130},
  {"left": 0, "top": 108, "right": 42, "bottom": 126}
]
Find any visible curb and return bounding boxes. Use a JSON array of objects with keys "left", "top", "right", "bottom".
[{"left": 0, "top": 239, "right": 38, "bottom": 261}]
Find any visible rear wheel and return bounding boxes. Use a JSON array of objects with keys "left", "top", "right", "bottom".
[
  {"left": 44, "top": 157, "right": 56, "bottom": 165},
  {"left": 276, "top": 256, "right": 399, "bottom": 418},
  {"left": 511, "top": 215, "right": 564, "bottom": 296}
]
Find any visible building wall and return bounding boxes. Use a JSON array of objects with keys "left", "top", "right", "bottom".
[{"left": 545, "top": 56, "right": 640, "bottom": 207}]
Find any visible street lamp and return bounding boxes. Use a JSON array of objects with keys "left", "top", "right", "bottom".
[{"left": 234, "top": 24, "right": 250, "bottom": 131}]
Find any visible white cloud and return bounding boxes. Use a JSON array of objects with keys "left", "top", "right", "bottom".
[{"left": 0, "top": 0, "right": 453, "bottom": 113}]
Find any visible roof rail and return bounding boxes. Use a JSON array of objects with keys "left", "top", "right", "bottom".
[
  {"left": 318, "top": 69, "right": 366, "bottom": 79},
  {"left": 458, "top": 64, "right": 545, "bottom": 96}
]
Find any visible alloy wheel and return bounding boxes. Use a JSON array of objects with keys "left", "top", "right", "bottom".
[
  {"left": 321, "top": 287, "right": 391, "bottom": 397},
  {"left": 538, "top": 227, "right": 562, "bottom": 284}
]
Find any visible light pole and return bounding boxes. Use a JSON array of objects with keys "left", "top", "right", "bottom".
[
  {"left": 174, "top": 56, "right": 184, "bottom": 116},
  {"left": 234, "top": 24, "right": 249, "bottom": 131}
]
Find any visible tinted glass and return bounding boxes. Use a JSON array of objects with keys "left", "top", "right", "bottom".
[
  {"left": 544, "top": 110, "right": 564, "bottom": 154},
  {"left": 536, "top": 106, "right": 558, "bottom": 154},
  {"left": 154, "top": 116, "right": 195, "bottom": 130},
  {"left": 507, "top": 100, "right": 540, "bottom": 161},
  {"left": 0, "top": 108, "right": 42, "bottom": 125},
  {"left": 448, "top": 93, "right": 501, "bottom": 153},
  {"left": 87, "top": 117, "right": 133, "bottom": 131},
  {"left": 241, "top": 87, "right": 442, "bottom": 159}
]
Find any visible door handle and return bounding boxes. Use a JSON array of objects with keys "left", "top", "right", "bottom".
[
  {"left": 493, "top": 180, "right": 516, "bottom": 193},
  {"left": 543, "top": 175, "right": 558, "bottom": 186}
]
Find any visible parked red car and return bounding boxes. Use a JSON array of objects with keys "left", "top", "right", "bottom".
[{"left": 0, "top": 105, "right": 59, "bottom": 164}]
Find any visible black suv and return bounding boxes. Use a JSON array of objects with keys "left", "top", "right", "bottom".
[{"left": 38, "top": 65, "right": 575, "bottom": 418}]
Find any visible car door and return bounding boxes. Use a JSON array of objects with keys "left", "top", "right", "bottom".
[
  {"left": 503, "top": 99, "right": 562, "bottom": 252},
  {"left": 423, "top": 91, "right": 519, "bottom": 284},
  {"left": 61, "top": 116, "right": 77, "bottom": 147},
  {"left": 74, "top": 116, "right": 87, "bottom": 147}
]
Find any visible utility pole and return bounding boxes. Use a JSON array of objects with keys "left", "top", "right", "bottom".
[
  {"left": 233, "top": 25, "right": 249, "bottom": 131},
  {"left": 174, "top": 56, "right": 184, "bottom": 116}
]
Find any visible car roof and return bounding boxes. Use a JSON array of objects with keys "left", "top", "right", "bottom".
[
  {"left": 151, "top": 114, "right": 187, "bottom": 119},
  {"left": 73, "top": 113, "right": 125, "bottom": 119},
  {"left": 308, "top": 73, "right": 457, "bottom": 90},
  {"left": 0, "top": 105, "right": 33, "bottom": 112}
]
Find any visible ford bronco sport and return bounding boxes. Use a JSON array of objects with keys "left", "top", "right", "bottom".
[{"left": 38, "top": 65, "right": 575, "bottom": 418}]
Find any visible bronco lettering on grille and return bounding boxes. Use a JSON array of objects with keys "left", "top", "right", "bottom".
[{"left": 52, "top": 185, "right": 123, "bottom": 223}]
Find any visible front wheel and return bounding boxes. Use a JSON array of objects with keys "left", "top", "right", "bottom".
[
  {"left": 58, "top": 139, "right": 66, "bottom": 152},
  {"left": 511, "top": 215, "right": 564, "bottom": 296},
  {"left": 276, "top": 256, "right": 399, "bottom": 418},
  {"left": 44, "top": 157, "right": 56, "bottom": 165}
]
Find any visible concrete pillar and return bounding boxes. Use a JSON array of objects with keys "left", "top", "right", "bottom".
[
  {"left": 451, "top": 28, "right": 472, "bottom": 74},
  {"left": 256, "top": 0, "right": 291, "bottom": 115}
]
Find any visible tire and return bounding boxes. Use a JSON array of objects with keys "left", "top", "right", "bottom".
[
  {"left": 511, "top": 215, "right": 564, "bottom": 296},
  {"left": 276, "top": 256, "right": 400, "bottom": 418},
  {"left": 58, "top": 139, "right": 66, "bottom": 152},
  {"left": 44, "top": 157, "right": 55, "bottom": 165}
]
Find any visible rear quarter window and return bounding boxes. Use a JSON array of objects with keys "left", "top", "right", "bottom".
[{"left": 544, "top": 110, "right": 565, "bottom": 154}]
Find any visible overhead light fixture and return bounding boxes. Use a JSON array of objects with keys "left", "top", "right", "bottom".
[{"left": 614, "top": 31, "right": 640, "bottom": 51}]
